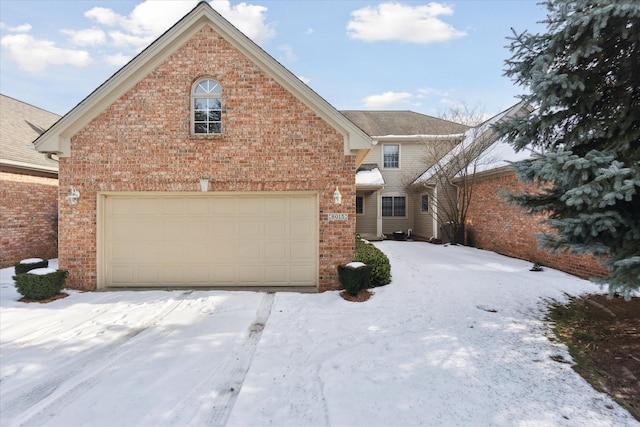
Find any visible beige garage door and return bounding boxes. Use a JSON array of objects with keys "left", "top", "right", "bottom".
[{"left": 101, "top": 193, "right": 317, "bottom": 288}]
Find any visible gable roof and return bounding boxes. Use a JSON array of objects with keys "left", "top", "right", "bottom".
[
  {"left": 412, "top": 101, "right": 532, "bottom": 185},
  {"left": 0, "top": 94, "right": 60, "bottom": 174},
  {"left": 341, "top": 110, "right": 468, "bottom": 138},
  {"left": 34, "top": 1, "right": 373, "bottom": 157}
]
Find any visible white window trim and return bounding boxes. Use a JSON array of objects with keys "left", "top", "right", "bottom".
[
  {"left": 382, "top": 144, "right": 401, "bottom": 169},
  {"left": 381, "top": 193, "right": 408, "bottom": 218},
  {"left": 356, "top": 195, "right": 365, "bottom": 216},
  {"left": 191, "top": 77, "right": 222, "bottom": 136},
  {"left": 420, "top": 193, "right": 430, "bottom": 214}
]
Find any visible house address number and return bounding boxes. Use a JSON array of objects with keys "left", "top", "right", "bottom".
[{"left": 328, "top": 213, "right": 348, "bottom": 221}]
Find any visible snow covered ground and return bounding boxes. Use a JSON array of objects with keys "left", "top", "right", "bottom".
[{"left": 1, "top": 242, "right": 637, "bottom": 427}]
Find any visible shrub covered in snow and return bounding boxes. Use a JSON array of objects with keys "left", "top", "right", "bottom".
[
  {"left": 338, "top": 263, "right": 372, "bottom": 296},
  {"left": 355, "top": 238, "right": 391, "bottom": 287},
  {"left": 14, "top": 258, "right": 49, "bottom": 275},
  {"left": 13, "top": 269, "right": 68, "bottom": 300}
]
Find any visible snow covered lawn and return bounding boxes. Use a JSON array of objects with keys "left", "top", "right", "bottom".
[{"left": 1, "top": 242, "right": 637, "bottom": 426}]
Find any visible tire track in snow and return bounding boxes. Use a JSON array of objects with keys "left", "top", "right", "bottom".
[
  {"left": 169, "top": 292, "right": 275, "bottom": 426},
  {"left": 2, "top": 292, "right": 192, "bottom": 426},
  {"left": 1, "top": 293, "right": 125, "bottom": 350}
]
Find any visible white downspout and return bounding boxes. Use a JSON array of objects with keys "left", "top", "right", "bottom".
[
  {"left": 376, "top": 189, "right": 383, "bottom": 239},
  {"left": 432, "top": 186, "right": 438, "bottom": 239}
]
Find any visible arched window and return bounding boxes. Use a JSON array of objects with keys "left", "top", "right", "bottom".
[{"left": 192, "top": 78, "right": 222, "bottom": 134}]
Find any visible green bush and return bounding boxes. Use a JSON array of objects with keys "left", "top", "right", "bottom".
[
  {"left": 14, "top": 259, "right": 49, "bottom": 275},
  {"left": 338, "top": 263, "right": 372, "bottom": 296},
  {"left": 13, "top": 269, "right": 68, "bottom": 300},
  {"left": 355, "top": 238, "right": 391, "bottom": 287}
]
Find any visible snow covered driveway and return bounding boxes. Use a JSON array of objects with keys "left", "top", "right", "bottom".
[{"left": 1, "top": 242, "right": 638, "bottom": 426}]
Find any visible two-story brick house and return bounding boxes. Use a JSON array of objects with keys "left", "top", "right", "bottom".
[{"left": 34, "top": 1, "right": 373, "bottom": 292}]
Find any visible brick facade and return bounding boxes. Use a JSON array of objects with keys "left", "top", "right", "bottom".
[
  {"left": 58, "top": 26, "right": 356, "bottom": 291},
  {"left": 0, "top": 171, "right": 58, "bottom": 268},
  {"left": 464, "top": 171, "right": 608, "bottom": 280}
]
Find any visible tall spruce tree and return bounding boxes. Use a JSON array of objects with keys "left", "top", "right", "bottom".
[{"left": 496, "top": 0, "right": 640, "bottom": 299}]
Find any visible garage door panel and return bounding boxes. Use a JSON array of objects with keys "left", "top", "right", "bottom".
[
  {"left": 238, "top": 219, "right": 262, "bottom": 238},
  {"left": 238, "top": 198, "right": 262, "bottom": 214},
  {"left": 164, "top": 221, "right": 186, "bottom": 240},
  {"left": 290, "top": 196, "right": 315, "bottom": 214},
  {"left": 186, "top": 198, "right": 210, "bottom": 215},
  {"left": 104, "top": 193, "right": 317, "bottom": 288},
  {"left": 239, "top": 265, "right": 262, "bottom": 283},
  {"left": 111, "top": 242, "right": 134, "bottom": 263},
  {"left": 238, "top": 241, "right": 262, "bottom": 260},
  {"left": 137, "top": 266, "right": 159, "bottom": 284},
  {"left": 160, "top": 245, "right": 183, "bottom": 263},
  {"left": 264, "top": 197, "right": 287, "bottom": 215},
  {"left": 264, "top": 218, "right": 287, "bottom": 237},
  {"left": 264, "top": 241, "right": 287, "bottom": 260},
  {"left": 212, "top": 218, "right": 237, "bottom": 238},
  {"left": 186, "top": 241, "right": 212, "bottom": 263},
  {"left": 138, "top": 221, "right": 161, "bottom": 240},
  {"left": 264, "top": 265, "right": 286, "bottom": 282},
  {"left": 290, "top": 241, "right": 314, "bottom": 260},
  {"left": 289, "top": 217, "right": 315, "bottom": 235},
  {"left": 160, "top": 198, "right": 184, "bottom": 215},
  {"left": 110, "top": 197, "right": 136, "bottom": 216},
  {"left": 136, "top": 243, "right": 159, "bottom": 263},
  {"left": 111, "top": 220, "right": 136, "bottom": 240},
  {"left": 291, "top": 265, "right": 315, "bottom": 284},
  {"left": 110, "top": 265, "right": 134, "bottom": 284},
  {"left": 212, "top": 198, "right": 236, "bottom": 214}
]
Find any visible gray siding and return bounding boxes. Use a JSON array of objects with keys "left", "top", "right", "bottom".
[
  {"left": 356, "top": 191, "right": 378, "bottom": 236},
  {"left": 413, "top": 190, "right": 434, "bottom": 239}
]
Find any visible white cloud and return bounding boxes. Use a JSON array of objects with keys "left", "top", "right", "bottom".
[
  {"left": 105, "top": 53, "right": 133, "bottom": 67},
  {"left": 347, "top": 2, "right": 466, "bottom": 44},
  {"left": 85, "top": 1, "right": 197, "bottom": 51},
  {"left": 277, "top": 44, "right": 297, "bottom": 63},
  {"left": 1, "top": 1, "right": 276, "bottom": 74},
  {"left": 210, "top": 0, "right": 276, "bottom": 44},
  {"left": 0, "top": 33, "right": 92, "bottom": 73},
  {"left": 364, "top": 91, "right": 413, "bottom": 108},
  {"left": 62, "top": 27, "right": 106, "bottom": 46},
  {"left": 81, "top": 1, "right": 276, "bottom": 53},
  {"left": 298, "top": 76, "right": 311, "bottom": 85},
  {"left": 0, "top": 22, "right": 32, "bottom": 33}
]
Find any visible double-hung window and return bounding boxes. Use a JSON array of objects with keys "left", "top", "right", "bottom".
[
  {"left": 421, "top": 194, "right": 429, "bottom": 213},
  {"left": 192, "top": 78, "right": 222, "bottom": 134},
  {"left": 383, "top": 144, "right": 399, "bottom": 168},
  {"left": 355, "top": 196, "right": 364, "bottom": 215},
  {"left": 382, "top": 196, "right": 406, "bottom": 217}
]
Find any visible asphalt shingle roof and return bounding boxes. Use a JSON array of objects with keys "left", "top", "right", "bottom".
[
  {"left": 0, "top": 94, "right": 60, "bottom": 170},
  {"left": 340, "top": 110, "right": 468, "bottom": 137}
]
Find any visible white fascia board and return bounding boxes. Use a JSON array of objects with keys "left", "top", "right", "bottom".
[
  {"left": 0, "top": 159, "right": 59, "bottom": 174},
  {"left": 373, "top": 134, "right": 465, "bottom": 141}
]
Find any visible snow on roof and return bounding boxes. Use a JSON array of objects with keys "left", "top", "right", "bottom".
[
  {"left": 412, "top": 101, "right": 531, "bottom": 184},
  {"left": 470, "top": 137, "right": 535, "bottom": 175},
  {"left": 356, "top": 167, "right": 385, "bottom": 186}
]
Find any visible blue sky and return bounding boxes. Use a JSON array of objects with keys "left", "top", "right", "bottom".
[{"left": 0, "top": 0, "right": 547, "bottom": 118}]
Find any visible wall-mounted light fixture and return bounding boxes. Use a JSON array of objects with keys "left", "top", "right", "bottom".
[
  {"left": 333, "top": 186, "right": 342, "bottom": 205},
  {"left": 199, "top": 177, "right": 209, "bottom": 192},
  {"left": 67, "top": 186, "right": 80, "bottom": 205}
]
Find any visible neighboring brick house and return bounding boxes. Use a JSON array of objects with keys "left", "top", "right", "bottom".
[
  {"left": 34, "top": 2, "right": 373, "bottom": 292},
  {"left": 463, "top": 143, "right": 609, "bottom": 280},
  {"left": 422, "top": 101, "right": 609, "bottom": 280},
  {"left": 0, "top": 94, "right": 60, "bottom": 268}
]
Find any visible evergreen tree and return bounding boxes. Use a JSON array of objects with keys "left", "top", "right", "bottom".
[{"left": 496, "top": 0, "right": 640, "bottom": 298}]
